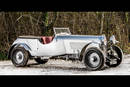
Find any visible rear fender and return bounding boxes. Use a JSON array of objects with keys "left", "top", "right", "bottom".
[{"left": 8, "top": 43, "right": 31, "bottom": 59}]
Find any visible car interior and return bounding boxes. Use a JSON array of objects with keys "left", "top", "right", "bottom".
[
  {"left": 39, "top": 28, "right": 69, "bottom": 44},
  {"left": 41, "top": 36, "right": 54, "bottom": 44}
]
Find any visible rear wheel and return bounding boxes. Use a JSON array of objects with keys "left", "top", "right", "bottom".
[
  {"left": 84, "top": 48, "right": 105, "bottom": 71},
  {"left": 35, "top": 58, "right": 48, "bottom": 64},
  {"left": 11, "top": 47, "right": 29, "bottom": 67}
]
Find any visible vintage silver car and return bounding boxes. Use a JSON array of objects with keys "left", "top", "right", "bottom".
[{"left": 8, "top": 28, "right": 123, "bottom": 71}]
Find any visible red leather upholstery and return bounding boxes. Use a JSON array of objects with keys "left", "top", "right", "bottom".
[{"left": 42, "top": 36, "right": 53, "bottom": 44}]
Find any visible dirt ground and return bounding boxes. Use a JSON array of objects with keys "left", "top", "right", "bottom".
[{"left": 0, "top": 54, "right": 130, "bottom": 75}]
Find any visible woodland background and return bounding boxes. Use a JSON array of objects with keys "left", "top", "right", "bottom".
[{"left": 0, "top": 12, "right": 130, "bottom": 60}]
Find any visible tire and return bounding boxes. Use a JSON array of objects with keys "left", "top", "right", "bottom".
[
  {"left": 106, "top": 45, "right": 123, "bottom": 67},
  {"left": 35, "top": 58, "right": 48, "bottom": 64},
  {"left": 11, "top": 47, "right": 29, "bottom": 67},
  {"left": 84, "top": 48, "right": 105, "bottom": 71}
]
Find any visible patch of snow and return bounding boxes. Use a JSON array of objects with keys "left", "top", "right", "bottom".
[{"left": 0, "top": 54, "right": 129, "bottom": 75}]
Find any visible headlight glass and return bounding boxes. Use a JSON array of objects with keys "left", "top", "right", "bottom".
[{"left": 102, "top": 35, "right": 107, "bottom": 45}]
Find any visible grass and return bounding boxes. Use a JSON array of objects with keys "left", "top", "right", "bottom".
[
  {"left": 0, "top": 52, "right": 8, "bottom": 60},
  {"left": 123, "top": 43, "right": 130, "bottom": 54}
]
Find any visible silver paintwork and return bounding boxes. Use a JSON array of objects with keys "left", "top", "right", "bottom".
[
  {"left": 12, "top": 35, "right": 105, "bottom": 57},
  {"left": 9, "top": 28, "right": 118, "bottom": 60},
  {"left": 110, "top": 35, "right": 119, "bottom": 44}
]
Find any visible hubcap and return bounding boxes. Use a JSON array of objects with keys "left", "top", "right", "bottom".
[
  {"left": 88, "top": 53, "right": 100, "bottom": 67},
  {"left": 15, "top": 51, "right": 24, "bottom": 64}
]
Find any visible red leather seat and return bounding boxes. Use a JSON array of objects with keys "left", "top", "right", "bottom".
[{"left": 42, "top": 36, "right": 53, "bottom": 44}]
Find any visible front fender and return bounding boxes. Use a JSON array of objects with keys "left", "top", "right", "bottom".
[
  {"left": 85, "top": 42, "right": 101, "bottom": 50},
  {"left": 80, "top": 42, "right": 105, "bottom": 61},
  {"left": 8, "top": 43, "right": 31, "bottom": 59},
  {"left": 112, "top": 45, "right": 123, "bottom": 59}
]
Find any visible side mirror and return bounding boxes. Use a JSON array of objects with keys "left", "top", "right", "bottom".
[{"left": 110, "top": 35, "right": 119, "bottom": 44}]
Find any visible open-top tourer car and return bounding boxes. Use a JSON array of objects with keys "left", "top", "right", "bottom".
[{"left": 8, "top": 27, "right": 123, "bottom": 71}]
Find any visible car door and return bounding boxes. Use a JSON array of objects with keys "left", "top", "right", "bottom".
[{"left": 36, "top": 37, "right": 66, "bottom": 57}]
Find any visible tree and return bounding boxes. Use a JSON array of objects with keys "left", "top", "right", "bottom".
[{"left": 100, "top": 12, "right": 104, "bottom": 34}]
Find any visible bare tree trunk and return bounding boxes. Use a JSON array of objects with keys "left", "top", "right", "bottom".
[
  {"left": 125, "top": 12, "right": 129, "bottom": 43},
  {"left": 73, "top": 12, "right": 76, "bottom": 34},
  {"left": 100, "top": 12, "right": 104, "bottom": 34}
]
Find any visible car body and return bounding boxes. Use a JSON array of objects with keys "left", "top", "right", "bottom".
[{"left": 8, "top": 28, "right": 123, "bottom": 71}]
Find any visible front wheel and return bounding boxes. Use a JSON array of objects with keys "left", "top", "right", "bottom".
[
  {"left": 84, "top": 48, "right": 105, "bottom": 71},
  {"left": 106, "top": 45, "right": 123, "bottom": 67}
]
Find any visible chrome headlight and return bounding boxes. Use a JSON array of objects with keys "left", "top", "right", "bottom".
[
  {"left": 110, "top": 35, "right": 119, "bottom": 44},
  {"left": 102, "top": 35, "right": 107, "bottom": 45}
]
